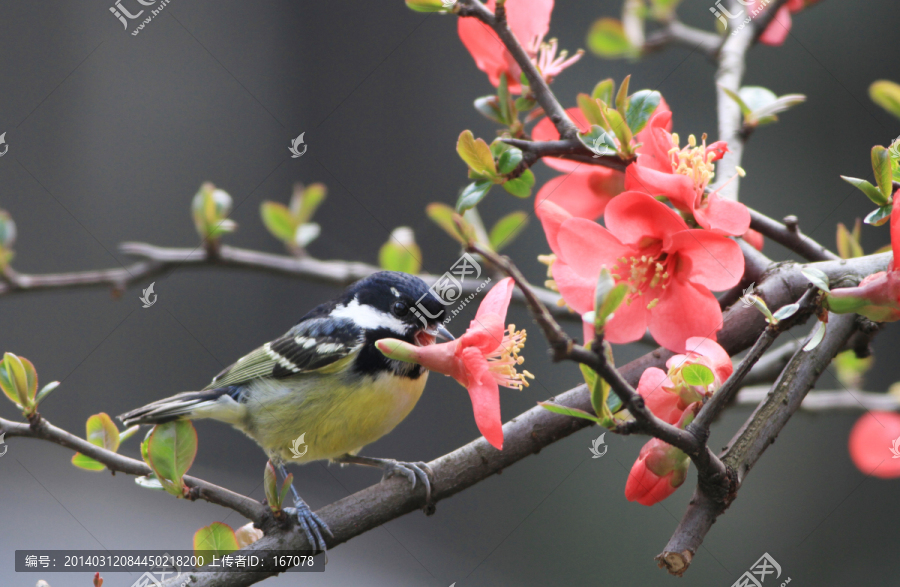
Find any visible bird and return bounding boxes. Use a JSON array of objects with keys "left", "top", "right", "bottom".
[{"left": 118, "top": 271, "right": 453, "bottom": 552}]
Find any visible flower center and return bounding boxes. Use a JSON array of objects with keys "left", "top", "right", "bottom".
[
  {"left": 611, "top": 254, "right": 672, "bottom": 310},
  {"left": 668, "top": 133, "right": 718, "bottom": 202},
  {"left": 487, "top": 324, "right": 534, "bottom": 390}
]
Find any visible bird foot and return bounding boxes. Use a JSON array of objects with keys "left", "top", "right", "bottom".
[
  {"left": 282, "top": 503, "right": 332, "bottom": 554},
  {"left": 380, "top": 459, "right": 434, "bottom": 505}
]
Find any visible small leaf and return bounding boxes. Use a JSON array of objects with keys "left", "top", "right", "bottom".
[
  {"left": 591, "top": 79, "right": 615, "bottom": 104},
  {"left": 538, "top": 401, "right": 601, "bottom": 423},
  {"left": 604, "top": 108, "right": 632, "bottom": 153},
  {"left": 592, "top": 267, "right": 623, "bottom": 330},
  {"left": 872, "top": 146, "right": 894, "bottom": 199},
  {"left": 721, "top": 86, "right": 752, "bottom": 117},
  {"left": 738, "top": 86, "right": 778, "bottom": 112},
  {"left": 72, "top": 413, "right": 121, "bottom": 471},
  {"left": 134, "top": 474, "right": 164, "bottom": 490},
  {"left": 260, "top": 202, "right": 295, "bottom": 242},
  {"left": 457, "top": 181, "right": 492, "bottom": 213},
  {"left": 34, "top": 381, "right": 60, "bottom": 405},
  {"left": 836, "top": 222, "right": 864, "bottom": 259},
  {"left": 456, "top": 131, "right": 497, "bottom": 178},
  {"left": 625, "top": 90, "right": 660, "bottom": 134},
  {"left": 294, "top": 223, "right": 321, "bottom": 248},
  {"left": 800, "top": 267, "right": 831, "bottom": 292},
  {"left": 869, "top": 80, "right": 900, "bottom": 120},
  {"left": 615, "top": 75, "right": 631, "bottom": 114},
  {"left": 119, "top": 425, "right": 140, "bottom": 443},
  {"left": 842, "top": 176, "right": 889, "bottom": 206},
  {"left": 772, "top": 303, "right": 800, "bottom": 321},
  {"left": 378, "top": 227, "right": 422, "bottom": 274},
  {"left": 72, "top": 453, "right": 107, "bottom": 471},
  {"left": 497, "top": 147, "right": 524, "bottom": 175},
  {"left": 145, "top": 421, "right": 198, "bottom": 496},
  {"left": 194, "top": 522, "right": 239, "bottom": 559},
  {"left": 489, "top": 212, "right": 529, "bottom": 251},
  {"left": 803, "top": 320, "right": 826, "bottom": 351},
  {"left": 293, "top": 183, "right": 327, "bottom": 225},
  {"left": 577, "top": 94, "right": 606, "bottom": 128},
  {"left": 264, "top": 461, "right": 281, "bottom": 512},
  {"left": 497, "top": 73, "right": 512, "bottom": 125},
  {"left": 502, "top": 170, "right": 535, "bottom": 198},
  {"left": 474, "top": 95, "right": 503, "bottom": 124},
  {"left": 751, "top": 94, "right": 806, "bottom": 122},
  {"left": 865, "top": 204, "right": 893, "bottom": 226},
  {"left": 579, "top": 125, "right": 617, "bottom": 157},
  {"left": 426, "top": 203, "right": 467, "bottom": 244},
  {"left": 586, "top": 18, "right": 633, "bottom": 58},
  {"left": 682, "top": 364, "right": 715, "bottom": 387}
]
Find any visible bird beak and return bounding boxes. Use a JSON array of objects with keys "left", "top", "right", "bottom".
[{"left": 431, "top": 324, "right": 455, "bottom": 341}]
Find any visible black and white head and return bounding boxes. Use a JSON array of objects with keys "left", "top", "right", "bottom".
[{"left": 331, "top": 271, "right": 451, "bottom": 345}]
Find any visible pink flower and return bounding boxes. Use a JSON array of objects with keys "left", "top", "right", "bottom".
[
  {"left": 530, "top": 37, "right": 583, "bottom": 84},
  {"left": 755, "top": 0, "right": 818, "bottom": 46},
  {"left": 625, "top": 437, "right": 690, "bottom": 506},
  {"left": 637, "top": 367, "right": 683, "bottom": 425},
  {"left": 668, "top": 336, "right": 734, "bottom": 389},
  {"left": 848, "top": 411, "right": 900, "bottom": 479},
  {"left": 376, "top": 278, "right": 531, "bottom": 449},
  {"left": 625, "top": 124, "right": 750, "bottom": 236},
  {"left": 458, "top": 0, "right": 554, "bottom": 93},
  {"left": 828, "top": 196, "right": 900, "bottom": 322},
  {"left": 535, "top": 169, "right": 623, "bottom": 223},
  {"left": 547, "top": 191, "right": 744, "bottom": 352}
]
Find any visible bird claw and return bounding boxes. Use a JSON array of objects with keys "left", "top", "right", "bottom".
[
  {"left": 381, "top": 459, "right": 434, "bottom": 505},
  {"left": 283, "top": 504, "right": 332, "bottom": 554}
]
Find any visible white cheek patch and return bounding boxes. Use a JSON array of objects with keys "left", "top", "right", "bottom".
[{"left": 330, "top": 298, "right": 408, "bottom": 335}]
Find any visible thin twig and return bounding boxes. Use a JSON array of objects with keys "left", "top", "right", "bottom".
[
  {"left": 736, "top": 387, "right": 900, "bottom": 411},
  {"left": 642, "top": 20, "right": 722, "bottom": 58},
  {"left": 748, "top": 209, "right": 841, "bottom": 262}
]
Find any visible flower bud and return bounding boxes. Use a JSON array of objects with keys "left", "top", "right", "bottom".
[
  {"left": 192, "top": 182, "right": 236, "bottom": 240},
  {"left": 625, "top": 438, "right": 690, "bottom": 506},
  {"left": 826, "top": 271, "right": 900, "bottom": 323}
]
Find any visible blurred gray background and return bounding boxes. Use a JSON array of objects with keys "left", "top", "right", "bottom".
[{"left": 2, "top": 0, "right": 900, "bottom": 586}]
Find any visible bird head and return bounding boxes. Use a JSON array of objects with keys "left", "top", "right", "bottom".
[{"left": 336, "top": 271, "right": 454, "bottom": 346}]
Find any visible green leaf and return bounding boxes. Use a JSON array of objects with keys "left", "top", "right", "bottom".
[
  {"left": 119, "top": 425, "right": 140, "bottom": 443},
  {"left": 604, "top": 108, "right": 632, "bottom": 153},
  {"left": 497, "top": 148, "right": 524, "bottom": 175},
  {"left": 194, "top": 522, "right": 239, "bottom": 559},
  {"left": 292, "top": 183, "right": 327, "bottom": 225},
  {"left": 264, "top": 461, "right": 281, "bottom": 512},
  {"left": 865, "top": 204, "right": 893, "bottom": 226},
  {"left": 615, "top": 75, "right": 631, "bottom": 114},
  {"left": 751, "top": 94, "right": 806, "bottom": 122},
  {"left": 803, "top": 320, "right": 826, "bottom": 352},
  {"left": 514, "top": 96, "right": 537, "bottom": 112},
  {"left": 72, "top": 413, "right": 120, "bottom": 471},
  {"left": 721, "top": 87, "right": 752, "bottom": 117},
  {"left": 577, "top": 94, "right": 607, "bottom": 129},
  {"left": 426, "top": 203, "right": 467, "bottom": 245},
  {"left": 145, "top": 421, "right": 198, "bottom": 497},
  {"left": 497, "top": 73, "right": 512, "bottom": 125},
  {"left": 872, "top": 146, "right": 894, "bottom": 199},
  {"left": 586, "top": 18, "right": 633, "bottom": 58},
  {"left": 474, "top": 96, "right": 504, "bottom": 124},
  {"left": 457, "top": 131, "right": 497, "bottom": 178},
  {"left": 591, "top": 79, "right": 615, "bottom": 104},
  {"left": 836, "top": 222, "right": 864, "bottom": 259},
  {"left": 625, "top": 90, "right": 660, "bottom": 134},
  {"left": 457, "top": 181, "right": 492, "bottom": 213},
  {"left": 738, "top": 86, "right": 778, "bottom": 112},
  {"left": 489, "top": 212, "right": 529, "bottom": 251},
  {"left": 842, "top": 176, "right": 889, "bottom": 206},
  {"left": 502, "top": 170, "right": 535, "bottom": 198},
  {"left": 34, "top": 381, "right": 60, "bottom": 405},
  {"left": 772, "top": 303, "right": 800, "bottom": 321},
  {"left": 538, "top": 401, "right": 601, "bottom": 423},
  {"left": 579, "top": 125, "right": 617, "bottom": 157},
  {"left": 260, "top": 202, "right": 295, "bottom": 242},
  {"left": 378, "top": 227, "right": 422, "bottom": 274},
  {"left": 869, "top": 80, "right": 900, "bottom": 120},
  {"left": 800, "top": 267, "right": 831, "bottom": 292},
  {"left": 682, "top": 364, "right": 714, "bottom": 387}
]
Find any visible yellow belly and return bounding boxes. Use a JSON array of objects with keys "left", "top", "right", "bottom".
[{"left": 238, "top": 370, "right": 428, "bottom": 464}]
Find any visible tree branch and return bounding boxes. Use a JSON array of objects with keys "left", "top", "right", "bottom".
[
  {"left": 0, "top": 416, "right": 269, "bottom": 526},
  {"left": 737, "top": 386, "right": 900, "bottom": 410},
  {"left": 642, "top": 20, "right": 722, "bottom": 58},
  {"left": 500, "top": 137, "right": 631, "bottom": 172},
  {"left": 748, "top": 210, "right": 841, "bottom": 262}
]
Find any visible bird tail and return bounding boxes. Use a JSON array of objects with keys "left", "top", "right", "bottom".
[{"left": 118, "top": 387, "right": 243, "bottom": 427}]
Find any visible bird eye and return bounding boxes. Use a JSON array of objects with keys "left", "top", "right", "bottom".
[{"left": 391, "top": 301, "right": 409, "bottom": 317}]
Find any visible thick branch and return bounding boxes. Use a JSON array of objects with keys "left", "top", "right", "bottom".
[
  {"left": 657, "top": 311, "right": 858, "bottom": 575},
  {"left": 643, "top": 20, "right": 722, "bottom": 58},
  {"left": 1, "top": 416, "right": 268, "bottom": 526}
]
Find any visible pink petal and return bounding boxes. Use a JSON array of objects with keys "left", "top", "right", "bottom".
[
  {"left": 458, "top": 17, "right": 513, "bottom": 89},
  {"left": 666, "top": 230, "right": 744, "bottom": 292},
  {"left": 743, "top": 228, "right": 765, "bottom": 252},
  {"left": 461, "top": 313, "right": 507, "bottom": 355},
  {"left": 556, "top": 218, "right": 632, "bottom": 278},
  {"left": 604, "top": 191, "right": 690, "bottom": 245},
  {"left": 637, "top": 367, "right": 683, "bottom": 425},
  {"left": 461, "top": 346, "right": 504, "bottom": 449},
  {"left": 552, "top": 260, "right": 596, "bottom": 314},
  {"left": 536, "top": 199, "right": 572, "bottom": 255},
  {"left": 603, "top": 292, "right": 652, "bottom": 345},
  {"left": 693, "top": 195, "right": 751, "bottom": 236},
  {"left": 758, "top": 4, "right": 792, "bottom": 46},
  {"left": 624, "top": 165, "right": 697, "bottom": 215},
  {"left": 535, "top": 170, "right": 621, "bottom": 221},
  {"left": 648, "top": 280, "right": 723, "bottom": 353},
  {"left": 476, "top": 277, "right": 515, "bottom": 321},
  {"left": 848, "top": 412, "right": 900, "bottom": 478},
  {"left": 632, "top": 114, "right": 674, "bottom": 173}
]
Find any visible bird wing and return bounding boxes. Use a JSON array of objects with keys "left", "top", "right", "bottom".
[{"left": 203, "top": 317, "right": 365, "bottom": 390}]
